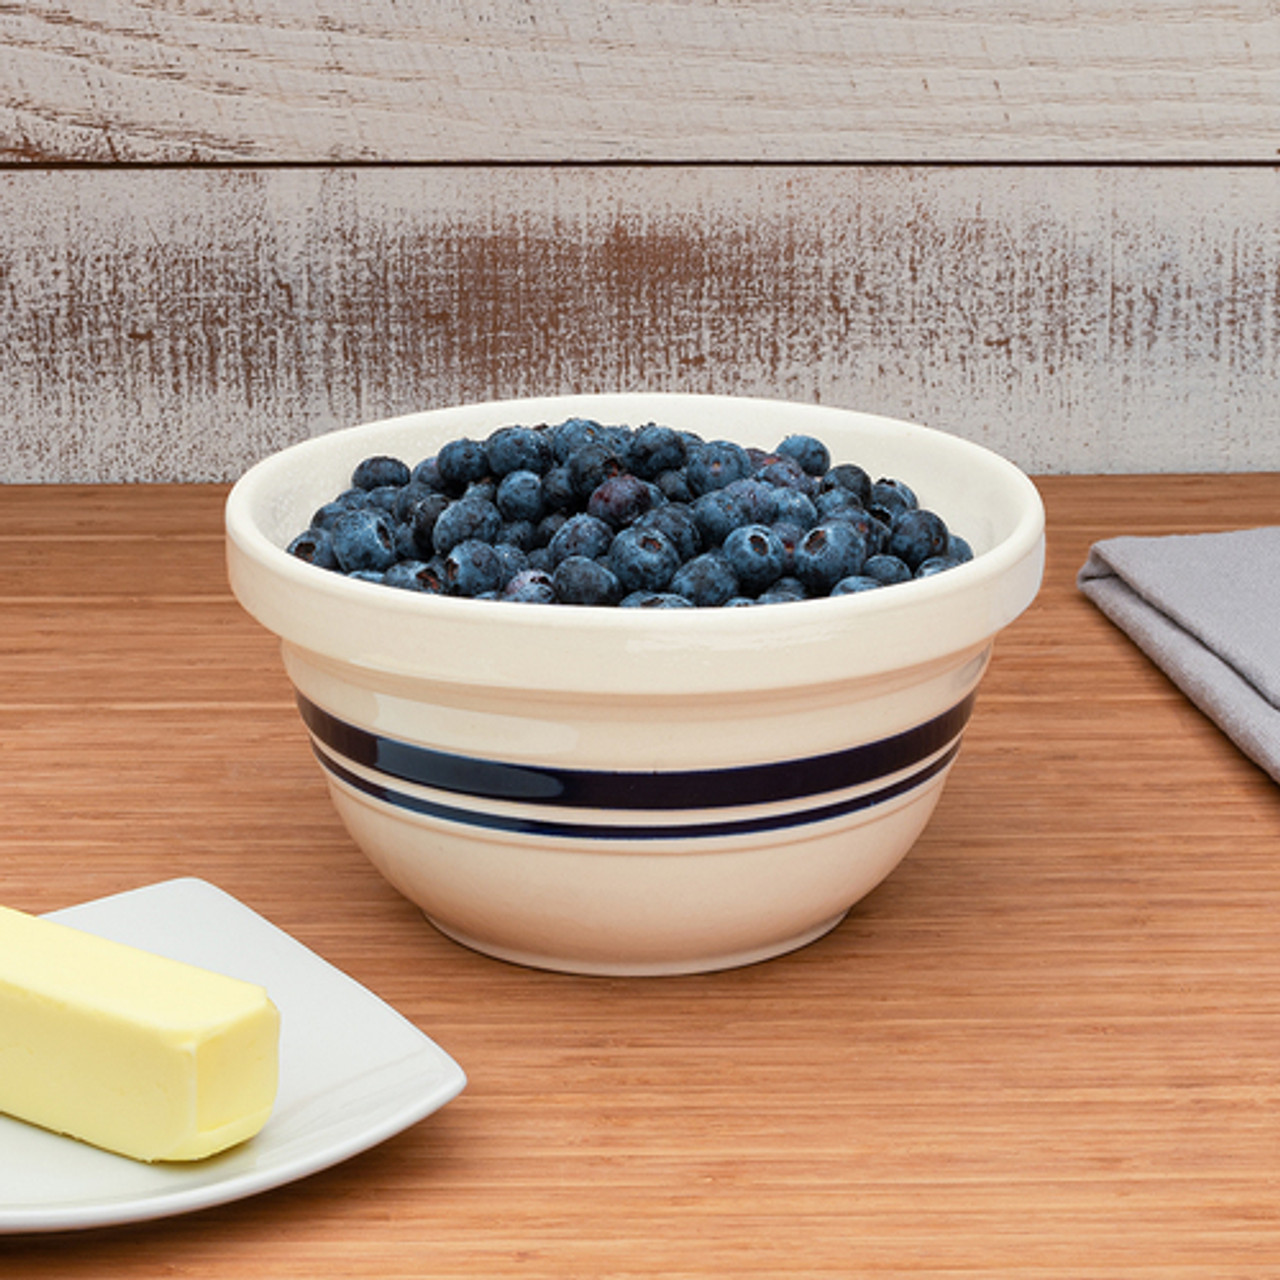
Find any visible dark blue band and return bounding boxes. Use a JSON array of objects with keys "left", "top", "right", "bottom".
[
  {"left": 311, "top": 738, "right": 963, "bottom": 842},
  {"left": 297, "top": 692, "right": 974, "bottom": 812}
]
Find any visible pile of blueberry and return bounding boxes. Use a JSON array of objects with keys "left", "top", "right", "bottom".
[{"left": 286, "top": 418, "right": 973, "bottom": 607}]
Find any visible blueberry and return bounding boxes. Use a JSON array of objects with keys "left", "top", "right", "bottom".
[
  {"left": 567, "top": 442, "right": 625, "bottom": 500},
  {"left": 534, "top": 510, "right": 569, "bottom": 549},
  {"left": 497, "top": 519, "right": 538, "bottom": 551},
  {"left": 330, "top": 508, "right": 398, "bottom": 574},
  {"left": 692, "top": 488, "right": 749, "bottom": 546},
  {"left": 833, "top": 508, "right": 890, "bottom": 557},
  {"left": 619, "top": 591, "right": 695, "bottom": 609},
  {"left": 548, "top": 512, "right": 615, "bottom": 564},
  {"left": 410, "top": 457, "right": 442, "bottom": 489},
  {"left": 869, "top": 477, "right": 918, "bottom": 521},
  {"left": 407, "top": 491, "right": 451, "bottom": 556},
  {"left": 915, "top": 555, "right": 964, "bottom": 578},
  {"left": 670, "top": 551, "right": 739, "bottom": 607},
  {"left": 629, "top": 424, "right": 687, "bottom": 478},
  {"left": 309, "top": 501, "right": 349, "bottom": 532},
  {"left": 723, "top": 477, "right": 778, "bottom": 525},
  {"left": 391, "top": 519, "right": 418, "bottom": 560},
  {"left": 553, "top": 555, "right": 622, "bottom": 606},
  {"left": 540, "top": 463, "right": 577, "bottom": 512},
  {"left": 886, "top": 508, "right": 949, "bottom": 570},
  {"left": 496, "top": 469, "right": 546, "bottom": 523},
  {"left": 608, "top": 526, "right": 682, "bottom": 594},
  {"left": 392, "top": 480, "right": 437, "bottom": 523},
  {"left": 491, "top": 543, "right": 529, "bottom": 587},
  {"left": 634, "top": 503, "right": 702, "bottom": 561},
  {"left": 794, "top": 520, "right": 869, "bottom": 594},
  {"left": 775, "top": 434, "right": 830, "bottom": 477},
  {"left": 311, "top": 491, "right": 367, "bottom": 530},
  {"left": 861, "top": 553, "right": 913, "bottom": 585},
  {"left": 722, "top": 524, "right": 786, "bottom": 595},
  {"left": 351, "top": 455, "right": 411, "bottom": 491},
  {"left": 383, "top": 559, "right": 446, "bottom": 593},
  {"left": 444, "top": 539, "right": 503, "bottom": 597},
  {"left": 287, "top": 527, "right": 339, "bottom": 570},
  {"left": 602, "top": 424, "right": 637, "bottom": 462},
  {"left": 485, "top": 425, "right": 553, "bottom": 476},
  {"left": 769, "top": 487, "right": 818, "bottom": 529},
  {"left": 503, "top": 567, "right": 558, "bottom": 604},
  {"left": 814, "top": 488, "right": 867, "bottom": 522},
  {"left": 756, "top": 576, "right": 807, "bottom": 604},
  {"left": 757, "top": 455, "right": 818, "bottom": 496},
  {"left": 654, "top": 468, "right": 694, "bottom": 503},
  {"left": 831, "top": 575, "right": 884, "bottom": 595},
  {"left": 501, "top": 568, "right": 558, "bottom": 601},
  {"left": 463, "top": 478, "right": 497, "bottom": 505},
  {"left": 770, "top": 520, "right": 807, "bottom": 575},
  {"left": 686, "top": 440, "right": 753, "bottom": 495},
  {"left": 505, "top": 562, "right": 555, "bottom": 592},
  {"left": 550, "top": 417, "right": 607, "bottom": 462},
  {"left": 435, "top": 438, "right": 491, "bottom": 494},
  {"left": 432, "top": 495, "right": 502, "bottom": 555},
  {"left": 821, "top": 463, "right": 873, "bottom": 508},
  {"left": 588, "top": 473, "right": 655, "bottom": 529},
  {"left": 947, "top": 533, "right": 974, "bottom": 563},
  {"left": 362, "top": 485, "right": 403, "bottom": 515}
]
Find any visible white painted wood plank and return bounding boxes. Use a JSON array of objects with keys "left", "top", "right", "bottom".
[
  {"left": 1, "top": 165, "right": 1277, "bottom": 480},
  {"left": 2, "top": 2, "right": 1280, "bottom": 161}
]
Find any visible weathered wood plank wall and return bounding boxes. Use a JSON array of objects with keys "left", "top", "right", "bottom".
[
  {"left": 2, "top": 3, "right": 1279, "bottom": 480},
  {"left": 7, "top": 2, "right": 1280, "bottom": 163}
]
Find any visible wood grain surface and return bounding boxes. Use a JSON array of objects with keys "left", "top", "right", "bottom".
[
  {"left": 2, "top": 475, "right": 1279, "bottom": 1276},
  {"left": 5, "top": 165, "right": 1280, "bottom": 483},
  {"left": 3, "top": 2, "right": 1279, "bottom": 162}
]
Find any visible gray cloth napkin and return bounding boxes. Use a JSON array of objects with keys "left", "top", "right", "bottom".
[{"left": 1078, "top": 527, "right": 1280, "bottom": 784}]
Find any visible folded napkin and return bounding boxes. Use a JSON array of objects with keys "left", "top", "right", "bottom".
[{"left": 1078, "top": 527, "right": 1280, "bottom": 784}]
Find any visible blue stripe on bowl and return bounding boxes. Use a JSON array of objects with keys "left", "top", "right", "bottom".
[
  {"left": 311, "top": 738, "right": 963, "bottom": 842},
  {"left": 297, "top": 692, "right": 975, "bottom": 812}
]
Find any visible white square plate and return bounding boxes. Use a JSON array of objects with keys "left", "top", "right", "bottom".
[{"left": 0, "top": 878, "right": 466, "bottom": 1233}]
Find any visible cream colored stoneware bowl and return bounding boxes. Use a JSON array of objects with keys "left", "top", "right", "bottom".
[{"left": 225, "top": 393, "right": 1045, "bottom": 975}]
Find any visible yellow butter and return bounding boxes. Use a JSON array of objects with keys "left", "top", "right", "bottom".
[{"left": 0, "top": 904, "right": 280, "bottom": 1162}]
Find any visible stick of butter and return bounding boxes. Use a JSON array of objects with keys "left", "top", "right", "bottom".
[{"left": 0, "top": 903, "right": 280, "bottom": 1162}]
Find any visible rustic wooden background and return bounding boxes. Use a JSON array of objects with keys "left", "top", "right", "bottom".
[{"left": 3, "top": 2, "right": 1279, "bottom": 482}]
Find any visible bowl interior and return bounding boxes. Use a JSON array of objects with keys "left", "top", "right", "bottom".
[
  {"left": 236, "top": 393, "right": 1035, "bottom": 560},
  {"left": 225, "top": 394, "right": 1046, "bottom": 695}
]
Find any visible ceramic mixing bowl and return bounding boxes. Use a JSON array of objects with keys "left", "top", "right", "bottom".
[{"left": 225, "top": 393, "right": 1044, "bottom": 975}]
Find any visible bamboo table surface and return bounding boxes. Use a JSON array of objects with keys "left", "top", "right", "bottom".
[{"left": 3, "top": 474, "right": 1279, "bottom": 1278}]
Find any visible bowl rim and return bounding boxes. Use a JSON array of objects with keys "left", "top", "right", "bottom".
[{"left": 225, "top": 392, "right": 1046, "bottom": 689}]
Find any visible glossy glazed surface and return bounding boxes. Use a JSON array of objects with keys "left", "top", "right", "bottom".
[{"left": 224, "top": 394, "right": 1044, "bottom": 973}]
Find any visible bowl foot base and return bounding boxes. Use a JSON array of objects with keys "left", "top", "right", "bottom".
[{"left": 421, "top": 910, "right": 851, "bottom": 977}]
